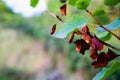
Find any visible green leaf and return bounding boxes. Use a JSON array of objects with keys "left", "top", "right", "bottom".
[
  {"left": 30, "top": 0, "right": 39, "bottom": 7},
  {"left": 47, "top": 0, "right": 63, "bottom": 13},
  {"left": 96, "top": 31, "right": 111, "bottom": 41},
  {"left": 53, "top": 14, "right": 87, "bottom": 38},
  {"left": 95, "top": 15, "right": 109, "bottom": 24},
  {"left": 96, "top": 18, "right": 120, "bottom": 32},
  {"left": 104, "top": 0, "right": 120, "bottom": 7},
  {"left": 75, "top": 0, "right": 91, "bottom": 10},
  {"left": 93, "top": 61, "right": 120, "bottom": 80},
  {"left": 93, "top": 9, "right": 106, "bottom": 16},
  {"left": 68, "top": 0, "right": 77, "bottom": 6}
]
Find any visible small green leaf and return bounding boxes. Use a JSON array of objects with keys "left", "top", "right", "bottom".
[
  {"left": 95, "top": 15, "right": 109, "bottom": 24},
  {"left": 93, "top": 61, "right": 120, "bottom": 80},
  {"left": 53, "top": 14, "right": 87, "bottom": 38},
  {"left": 30, "top": 0, "right": 39, "bottom": 7},
  {"left": 93, "top": 9, "right": 106, "bottom": 16},
  {"left": 96, "top": 31, "right": 111, "bottom": 41},
  {"left": 75, "top": 0, "right": 91, "bottom": 10},
  {"left": 96, "top": 18, "right": 120, "bottom": 32},
  {"left": 104, "top": 0, "right": 120, "bottom": 7},
  {"left": 68, "top": 0, "right": 77, "bottom": 6}
]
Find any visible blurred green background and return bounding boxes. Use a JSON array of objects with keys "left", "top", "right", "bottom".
[{"left": 0, "top": 0, "right": 120, "bottom": 80}]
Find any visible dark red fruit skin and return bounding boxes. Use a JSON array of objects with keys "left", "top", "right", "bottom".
[
  {"left": 60, "top": 4, "right": 67, "bottom": 16},
  {"left": 50, "top": 24, "right": 56, "bottom": 35},
  {"left": 92, "top": 52, "right": 108, "bottom": 68},
  {"left": 74, "top": 39, "right": 90, "bottom": 55}
]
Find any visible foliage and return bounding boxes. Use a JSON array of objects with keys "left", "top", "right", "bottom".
[
  {"left": 96, "top": 31, "right": 111, "bottom": 41},
  {"left": 47, "top": 0, "right": 63, "bottom": 13},
  {"left": 93, "top": 9, "right": 109, "bottom": 24},
  {"left": 68, "top": 0, "right": 77, "bottom": 5},
  {"left": 0, "top": 68, "right": 33, "bottom": 80},
  {"left": 29, "top": 0, "right": 120, "bottom": 79},
  {"left": 30, "top": 0, "right": 39, "bottom": 7},
  {"left": 53, "top": 14, "right": 87, "bottom": 38},
  {"left": 93, "top": 61, "right": 120, "bottom": 80},
  {"left": 2, "top": 0, "right": 119, "bottom": 79},
  {"left": 96, "top": 18, "right": 120, "bottom": 32},
  {"left": 75, "top": 0, "right": 91, "bottom": 10},
  {"left": 93, "top": 9, "right": 106, "bottom": 16},
  {"left": 104, "top": 0, "right": 120, "bottom": 7}
]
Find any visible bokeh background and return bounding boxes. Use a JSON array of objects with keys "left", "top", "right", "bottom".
[{"left": 0, "top": 0, "right": 120, "bottom": 80}]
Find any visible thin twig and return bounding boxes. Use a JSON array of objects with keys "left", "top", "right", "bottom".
[
  {"left": 85, "top": 9, "right": 120, "bottom": 40},
  {"left": 94, "top": 34, "right": 120, "bottom": 51},
  {"left": 100, "top": 40, "right": 120, "bottom": 51},
  {"left": 48, "top": 11, "right": 64, "bottom": 23}
]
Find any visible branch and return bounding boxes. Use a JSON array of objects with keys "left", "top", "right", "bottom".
[
  {"left": 94, "top": 35, "right": 120, "bottom": 51},
  {"left": 85, "top": 9, "right": 120, "bottom": 41},
  {"left": 48, "top": 11, "right": 64, "bottom": 23},
  {"left": 100, "top": 40, "right": 120, "bottom": 51}
]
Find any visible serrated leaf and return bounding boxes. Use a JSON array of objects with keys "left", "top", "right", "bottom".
[
  {"left": 30, "top": 0, "right": 39, "bottom": 7},
  {"left": 53, "top": 15, "right": 87, "bottom": 38},
  {"left": 96, "top": 31, "right": 111, "bottom": 41},
  {"left": 96, "top": 18, "right": 120, "bottom": 32},
  {"left": 93, "top": 61, "right": 120, "bottom": 80}
]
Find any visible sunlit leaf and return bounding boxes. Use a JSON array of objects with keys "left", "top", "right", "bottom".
[
  {"left": 53, "top": 14, "right": 87, "bottom": 38},
  {"left": 93, "top": 61, "right": 120, "bottom": 80},
  {"left": 96, "top": 18, "right": 120, "bottom": 32},
  {"left": 30, "top": 0, "right": 39, "bottom": 7}
]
